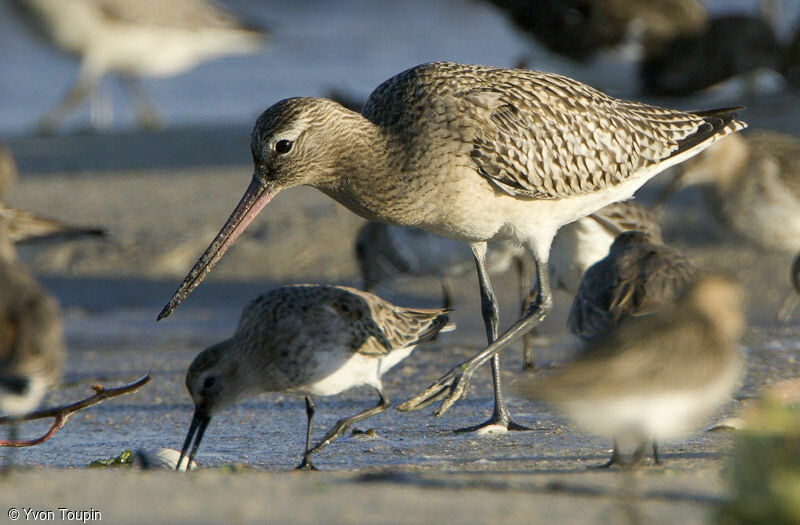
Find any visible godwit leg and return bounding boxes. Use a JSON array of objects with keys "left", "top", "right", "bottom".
[
  {"left": 296, "top": 396, "right": 318, "bottom": 471},
  {"left": 398, "top": 253, "right": 554, "bottom": 416},
  {"left": 455, "top": 243, "right": 529, "bottom": 432},
  {"left": 306, "top": 388, "right": 389, "bottom": 457},
  {"left": 516, "top": 256, "right": 536, "bottom": 370}
]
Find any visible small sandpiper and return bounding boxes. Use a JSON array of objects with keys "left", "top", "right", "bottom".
[
  {"left": 9, "top": 0, "right": 267, "bottom": 131},
  {"left": 0, "top": 219, "right": 64, "bottom": 460},
  {"left": 659, "top": 130, "right": 800, "bottom": 320},
  {"left": 567, "top": 230, "right": 698, "bottom": 343},
  {"left": 549, "top": 201, "right": 662, "bottom": 295},
  {"left": 565, "top": 229, "right": 698, "bottom": 465},
  {"left": 176, "top": 284, "right": 453, "bottom": 471},
  {"left": 159, "top": 61, "right": 745, "bottom": 432},
  {"left": 514, "top": 274, "right": 745, "bottom": 467}
]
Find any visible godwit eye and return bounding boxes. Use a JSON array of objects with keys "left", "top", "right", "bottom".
[
  {"left": 275, "top": 140, "right": 293, "bottom": 154},
  {"left": 203, "top": 377, "right": 216, "bottom": 389}
]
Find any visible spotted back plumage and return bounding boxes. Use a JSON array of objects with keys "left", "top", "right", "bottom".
[
  {"left": 568, "top": 230, "right": 698, "bottom": 342},
  {"left": 235, "top": 284, "right": 452, "bottom": 359},
  {"left": 364, "top": 62, "right": 745, "bottom": 200},
  {"left": 588, "top": 201, "right": 662, "bottom": 241}
]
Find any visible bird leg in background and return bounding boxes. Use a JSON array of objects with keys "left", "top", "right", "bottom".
[
  {"left": 36, "top": 69, "right": 100, "bottom": 135},
  {"left": 398, "top": 256, "right": 553, "bottom": 416},
  {"left": 306, "top": 388, "right": 390, "bottom": 458},
  {"left": 777, "top": 251, "right": 800, "bottom": 322},
  {"left": 296, "top": 396, "right": 318, "bottom": 471},
  {"left": 440, "top": 278, "right": 453, "bottom": 310},
  {"left": 121, "top": 76, "right": 162, "bottom": 129},
  {"left": 0, "top": 375, "right": 151, "bottom": 447},
  {"left": 2, "top": 424, "right": 19, "bottom": 474},
  {"left": 453, "top": 242, "right": 529, "bottom": 432},
  {"left": 516, "top": 255, "right": 536, "bottom": 370}
]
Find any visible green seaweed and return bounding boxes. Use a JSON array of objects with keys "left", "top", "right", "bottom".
[{"left": 88, "top": 449, "right": 133, "bottom": 468}]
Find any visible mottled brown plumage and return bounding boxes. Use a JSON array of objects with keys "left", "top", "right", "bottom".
[
  {"left": 178, "top": 284, "right": 453, "bottom": 470},
  {"left": 568, "top": 230, "right": 698, "bottom": 342}
]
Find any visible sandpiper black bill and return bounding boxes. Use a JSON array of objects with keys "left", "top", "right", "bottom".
[
  {"left": 176, "top": 409, "right": 211, "bottom": 472},
  {"left": 157, "top": 176, "right": 278, "bottom": 321}
]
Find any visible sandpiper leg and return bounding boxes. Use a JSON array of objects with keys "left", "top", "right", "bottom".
[
  {"left": 441, "top": 278, "right": 453, "bottom": 311},
  {"left": 398, "top": 253, "right": 553, "bottom": 416},
  {"left": 629, "top": 442, "right": 648, "bottom": 467},
  {"left": 307, "top": 388, "right": 390, "bottom": 457},
  {"left": 36, "top": 70, "right": 100, "bottom": 135},
  {"left": 454, "top": 243, "right": 529, "bottom": 433},
  {"left": 652, "top": 442, "right": 661, "bottom": 465},
  {"left": 121, "top": 76, "right": 162, "bottom": 129},
  {"left": 296, "top": 396, "right": 318, "bottom": 471},
  {"left": 594, "top": 440, "right": 624, "bottom": 469},
  {"left": 2, "top": 424, "right": 19, "bottom": 475}
]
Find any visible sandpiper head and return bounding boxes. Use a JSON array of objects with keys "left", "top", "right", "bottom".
[
  {"left": 177, "top": 343, "right": 241, "bottom": 471},
  {"left": 158, "top": 97, "right": 356, "bottom": 321},
  {"left": 609, "top": 230, "right": 658, "bottom": 253}
]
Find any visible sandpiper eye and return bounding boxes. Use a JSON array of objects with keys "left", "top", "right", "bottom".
[
  {"left": 203, "top": 377, "right": 216, "bottom": 389},
  {"left": 275, "top": 139, "right": 293, "bottom": 154}
]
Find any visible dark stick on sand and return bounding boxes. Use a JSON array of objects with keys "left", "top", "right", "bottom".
[{"left": 0, "top": 374, "right": 151, "bottom": 447}]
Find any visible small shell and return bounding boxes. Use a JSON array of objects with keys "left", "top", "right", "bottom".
[{"left": 135, "top": 447, "right": 198, "bottom": 471}]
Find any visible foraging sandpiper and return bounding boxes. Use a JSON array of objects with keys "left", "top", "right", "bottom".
[{"left": 177, "top": 284, "right": 453, "bottom": 471}]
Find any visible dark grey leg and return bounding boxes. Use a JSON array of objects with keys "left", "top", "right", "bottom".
[
  {"left": 652, "top": 442, "right": 661, "bottom": 465},
  {"left": 398, "top": 251, "right": 554, "bottom": 417},
  {"left": 307, "top": 388, "right": 390, "bottom": 458},
  {"left": 594, "top": 439, "right": 624, "bottom": 469},
  {"left": 296, "top": 396, "right": 318, "bottom": 471},
  {"left": 455, "top": 243, "right": 530, "bottom": 432},
  {"left": 440, "top": 278, "right": 453, "bottom": 310},
  {"left": 516, "top": 256, "right": 536, "bottom": 369}
]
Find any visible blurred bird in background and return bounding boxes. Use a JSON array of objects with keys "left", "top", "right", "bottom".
[{"left": 7, "top": 0, "right": 268, "bottom": 132}]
